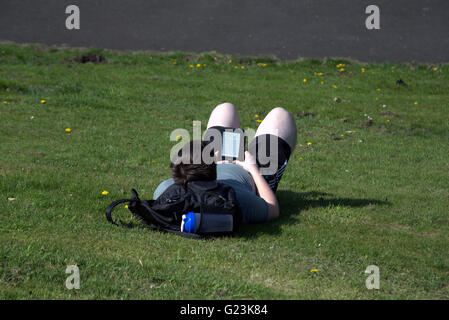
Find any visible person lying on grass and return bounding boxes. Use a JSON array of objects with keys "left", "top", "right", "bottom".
[{"left": 154, "top": 103, "right": 297, "bottom": 223}]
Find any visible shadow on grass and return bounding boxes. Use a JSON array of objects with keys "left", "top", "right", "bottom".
[
  {"left": 236, "top": 190, "right": 391, "bottom": 239},
  {"left": 109, "top": 190, "right": 390, "bottom": 240}
]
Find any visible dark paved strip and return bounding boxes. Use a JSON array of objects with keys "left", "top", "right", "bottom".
[{"left": 0, "top": 0, "right": 448, "bottom": 62}]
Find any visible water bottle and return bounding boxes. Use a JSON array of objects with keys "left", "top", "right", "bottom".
[{"left": 180, "top": 212, "right": 233, "bottom": 234}]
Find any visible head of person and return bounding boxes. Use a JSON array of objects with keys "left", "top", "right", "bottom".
[{"left": 170, "top": 140, "right": 216, "bottom": 184}]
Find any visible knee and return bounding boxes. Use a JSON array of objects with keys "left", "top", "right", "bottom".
[
  {"left": 214, "top": 102, "right": 236, "bottom": 112},
  {"left": 268, "top": 107, "right": 293, "bottom": 120}
]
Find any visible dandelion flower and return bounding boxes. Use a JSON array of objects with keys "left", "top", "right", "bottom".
[
  {"left": 196, "top": 64, "right": 201, "bottom": 68},
  {"left": 320, "top": 81, "right": 324, "bottom": 85},
  {"left": 386, "top": 119, "right": 391, "bottom": 123},
  {"left": 102, "top": 191, "right": 109, "bottom": 196},
  {"left": 332, "top": 85, "right": 338, "bottom": 89},
  {"left": 124, "top": 204, "right": 128, "bottom": 209},
  {"left": 377, "top": 88, "right": 381, "bottom": 92},
  {"left": 433, "top": 67, "right": 438, "bottom": 71},
  {"left": 263, "top": 63, "right": 267, "bottom": 67},
  {"left": 189, "top": 64, "right": 194, "bottom": 68},
  {"left": 299, "top": 157, "right": 303, "bottom": 161},
  {"left": 310, "top": 269, "right": 318, "bottom": 273},
  {"left": 65, "top": 128, "right": 71, "bottom": 132},
  {"left": 254, "top": 114, "right": 259, "bottom": 118},
  {"left": 361, "top": 68, "right": 365, "bottom": 73},
  {"left": 173, "top": 61, "right": 177, "bottom": 65},
  {"left": 303, "top": 78, "right": 307, "bottom": 83},
  {"left": 307, "top": 142, "right": 312, "bottom": 146},
  {"left": 256, "top": 119, "right": 262, "bottom": 123},
  {"left": 241, "top": 66, "right": 245, "bottom": 69},
  {"left": 228, "top": 59, "right": 232, "bottom": 63},
  {"left": 414, "top": 101, "right": 418, "bottom": 105},
  {"left": 40, "top": 99, "right": 46, "bottom": 104},
  {"left": 417, "top": 145, "right": 422, "bottom": 149},
  {"left": 176, "top": 135, "right": 182, "bottom": 141},
  {"left": 339, "top": 68, "right": 345, "bottom": 72}
]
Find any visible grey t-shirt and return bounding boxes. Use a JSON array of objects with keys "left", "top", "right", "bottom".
[{"left": 153, "top": 163, "right": 269, "bottom": 223}]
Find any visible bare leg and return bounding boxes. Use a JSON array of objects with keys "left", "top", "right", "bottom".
[
  {"left": 206, "top": 102, "right": 240, "bottom": 129},
  {"left": 255, "top": 107, "right": 297, "bottom": 151}
]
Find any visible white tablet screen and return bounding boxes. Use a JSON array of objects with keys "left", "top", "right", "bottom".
[{"left": 222, "top": 131, "right": 241, "bottom": 158}]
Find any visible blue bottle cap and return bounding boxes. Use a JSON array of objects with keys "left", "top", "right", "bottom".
[{"left": 183, "top": 212, "right": 196, "bottom": 233}]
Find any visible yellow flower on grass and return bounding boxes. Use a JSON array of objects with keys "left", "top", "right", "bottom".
[
  {"left": 234, "top": 66, "right": 238, "bottom": 69},
  {"left": 256, "top": 119, "right": 262, "bottom": 123},
  {"left": 228, "top": 59, "right": 232, "bottom": 63},
  {"left": 124, "top": 204, "right": 128, "bottom": 209},
  {"left": 196, "top": 64, "right": 201, "bottom": 68},
  {"left": 241, "top": 66, "right": 245, "bottom": 69},
  {"left": 320, "top": 81, "right": 324, "bottom": 85},
  {"left": 338, "top": 68, "right": 345, "bottom": 72},
  {"left": 40, "top": 99, "right": 46, "bottom": 104},
  {"left": 307, "top": 142, "right": 312, "bottom": 146},
  {"left": 176, "top": 135, "right": 182, "bottom": 141},
  {"left": 303, "top": 78, "right": 307, "bottom": 83},
  {"left": 340, "top": 134, "right": 344, "bottom": 137},
  {"left": 332, "top": 85, "right": 338, "bottom": 89},
  {"left": 102, "top": 191, "right": 109, "bottom": 196},
  {"left": 3, "top": 101, "right": 8, "bottom": 104},
  {"left": 386, "top": 119, "right": 391, "bottom": 123},
  {"left": 189, "top": 64, "right": 194, "bottom": 68},
  {"left": 254, "top": 114, "right": 259, "bottom": 118},
  {"left": 377, "top": 88, "right": 381, "bottom": 92},
  {"left": 65, "top": 128, "right": 71, "bottom": 132},
  {"left": 417, "top": 145, "right": 422, "bottom": 149},
  {"left": 263, "top": 63, "right": 267, "bottom": 67},
  {"left": 173, "top": 61, "right": 177, "bottom": 65},
  {"left": 298, "top": 157, "right": 303, "bottom": 161},
  {"left": 414, "top": 101, "right": 419, "bottom": 105},
  {"left": 310, "top": 269, "right": 318, "bottom": 273},
  {"left": 361, "top": 68, "right": 365, "bottom": 73},
  {"left": 433, "top": 67, "right": 438, "bottom": 71}
]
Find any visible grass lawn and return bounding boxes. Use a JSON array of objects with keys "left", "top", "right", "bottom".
[{"left": 0, "top": 42, "right": 448, "bottom": 299}]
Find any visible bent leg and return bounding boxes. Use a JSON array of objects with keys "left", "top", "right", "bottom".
[
  {"left": 249, "top": 107, "right": 297, "bottom": 192},
  {"left": 255, "top": 107, "right": 297, "bottom": 151},
  {"left": 206, "top": 102, "right": 240, "bottom": 129}
]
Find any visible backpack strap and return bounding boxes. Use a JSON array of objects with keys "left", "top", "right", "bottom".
[{"left": 105, "top": 198, "right": 132, "bottom": 226}]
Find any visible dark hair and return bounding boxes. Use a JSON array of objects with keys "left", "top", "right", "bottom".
[{"left": 170, "top": 140, "right": 216, "bottom": 184}]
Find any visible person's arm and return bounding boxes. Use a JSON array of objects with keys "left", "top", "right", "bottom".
[{"left": 233, "top": 151, "right": 279, "bottom": 221}]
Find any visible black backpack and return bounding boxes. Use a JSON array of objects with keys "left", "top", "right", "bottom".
[{"left": 105, "top": 180, "right": 243, "bottom": 239}]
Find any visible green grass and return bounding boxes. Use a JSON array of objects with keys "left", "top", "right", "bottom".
[{"left": 0, "top": 42, "right": 448, "bottom": 299}]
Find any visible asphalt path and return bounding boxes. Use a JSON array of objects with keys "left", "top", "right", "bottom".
[{"left": 0, "top": 0, "right": 448, "bottom": 62}]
